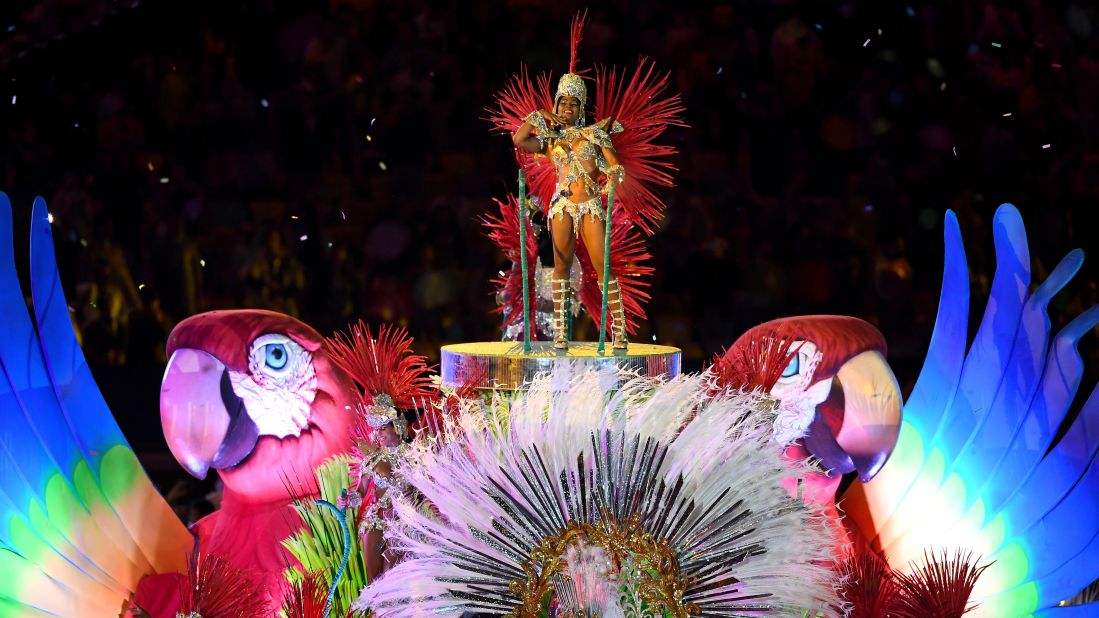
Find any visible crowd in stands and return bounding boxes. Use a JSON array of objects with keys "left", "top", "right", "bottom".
[{"left": 1, "top": 1, "right": 1095, "bottom": 478}]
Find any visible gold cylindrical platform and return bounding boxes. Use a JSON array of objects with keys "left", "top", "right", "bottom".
[{"left": 440, "top": 341, "right": 681, "bottom": 391}]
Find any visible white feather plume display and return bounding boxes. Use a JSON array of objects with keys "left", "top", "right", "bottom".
[{"left": 355, "top": 367, "right": 842, "bottom": 616}]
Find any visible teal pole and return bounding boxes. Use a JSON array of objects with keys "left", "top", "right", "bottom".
[
  {"left": 518, "top": 170, "right": 532, "bottom": 353},
  {"left": 597, "top": 184, "right": 615, "bottom": 355}
]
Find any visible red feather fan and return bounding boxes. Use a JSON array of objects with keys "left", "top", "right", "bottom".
[
  {"left": 591, "top": 60, "right": 688, "bottom": 234},
  {"left": 481, "top": 196, "right": 539, "bottom": 338},
  {"left": 574, "top": 218, "right": 654, "bottom": 336},
  {"left": 483, "top": 69, "right": 558, "bottom": 224},
  {"left": 177, "top": 550, "right": 269, "bottom": 618},
  {"left": 324, "top": 321, "right": 436, "bottom": 410}
]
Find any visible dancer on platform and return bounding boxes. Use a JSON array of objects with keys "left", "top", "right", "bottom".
[
  {"left": 488, "top": 11, "right": 685, "bottom": 352},
  {"left": 512, "top": 77, "right": 625, "bottom": 350}
]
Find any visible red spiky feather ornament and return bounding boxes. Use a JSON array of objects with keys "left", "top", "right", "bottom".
[
  {"left": 280, "top": 572, "right": 353, "bottom": 618},
  {"left": 177, "top": 550, "right": 269, "bottom": 618},
  {"left": 835, "top": 542, "right": 900, "bottom": 618},
  {"left": 481, "top": 196, "right": 539, "bottom": 338},
  {"left": 324, "top": 321, "right": 435, "bottom": 410},
  {"left": 892, "top": 549, "right": 991, "bottom": 618}
]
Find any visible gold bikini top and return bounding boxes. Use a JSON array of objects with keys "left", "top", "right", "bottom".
[{"left": 544, "top": 121, "right": 624, "bottom": 197}]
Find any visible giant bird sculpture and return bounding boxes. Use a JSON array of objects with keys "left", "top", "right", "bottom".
[
  {"left": 722, "top": 204, "right": 1099, "bottom": 615},
  {"left": 0, "top": 195, "right": 387, "bottom": 617}
]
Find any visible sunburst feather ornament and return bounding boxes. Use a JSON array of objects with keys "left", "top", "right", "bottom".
[{"left": 354, "top": 368, "right": 841, "bottom": 616}]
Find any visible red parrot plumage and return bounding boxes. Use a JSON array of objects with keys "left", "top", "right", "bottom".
[{"left": 135, "top": 310, "right": 368, "bottom": 614}]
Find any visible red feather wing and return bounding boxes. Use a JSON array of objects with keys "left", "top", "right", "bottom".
[
  {"left": 593, "top": 60, "right": 687, "bottom": 234},
  {"left": 575, "top": 218, "right": 654, "bottom": 336},
  {"left": 481, "top": 196, "right": 539, "bottom": 339}
]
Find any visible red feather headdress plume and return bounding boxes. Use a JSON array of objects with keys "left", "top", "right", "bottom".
[
  {"left": 574, "top": 218, "right": 654, "bottom": 335},
  {"left": 568, "top": 10, "right": 586, "bottom": 75},
  {"left": 481, "top": 196, "right": 539, "bottom": 338},
  {"left": 324, "top": 321, "right": 436, "bottom": 410}
]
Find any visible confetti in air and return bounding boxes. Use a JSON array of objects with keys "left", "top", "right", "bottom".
[
  {"left": 863, "top": 38, "right": 871, "bottom": 47},
  {"left": 299, "top": 235, "right": 308, "bottom": 241},
  {"left": 1042, "top": 144, "right": 1051, "bottom": 149},
  {"left": 160, "top": 177, "right": 169, "bottom": 184},
  {"left": 260, "top": 98, "right": 269, "bottom": 108},
  {"left": 379, "top": 161, "right": 388, "bottom": 171}
]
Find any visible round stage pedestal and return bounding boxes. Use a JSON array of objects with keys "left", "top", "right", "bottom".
[{"left": 440, "top": 341, "right": 681, "bottom": 392}]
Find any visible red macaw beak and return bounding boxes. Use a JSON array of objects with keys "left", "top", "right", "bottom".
[
  {"left": 159, "top": 309, "right": 324, "bottom": 479},
  {"left": 160, "top": 347, "right": 258, "bottom": 479},
  {"left": 805, "top": 350, "right": 903, "bottom": 481}
]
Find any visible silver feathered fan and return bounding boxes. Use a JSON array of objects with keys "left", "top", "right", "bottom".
[{"left": 355, "top": 369, "right": 841, "bottom": 616}]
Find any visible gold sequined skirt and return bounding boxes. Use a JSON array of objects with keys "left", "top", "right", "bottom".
[{"left": 549, "top": 195, "right": 605, "bottom": 235}]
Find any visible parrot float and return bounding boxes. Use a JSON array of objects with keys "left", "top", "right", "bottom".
[
  {"left": 0, "top": 195, "right": 403, "bottom": 617},
  {"left": 722, "top": 204, "right": 1099, "bottom": 615}
]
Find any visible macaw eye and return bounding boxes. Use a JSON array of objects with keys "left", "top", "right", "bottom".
[
  {"left": 781, "top": 355, "right": 799, "bottom": 378},
  {"left": 265, "top": 343, "right": 289, "bottom": 370}
]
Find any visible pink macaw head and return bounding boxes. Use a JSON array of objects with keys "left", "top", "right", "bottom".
[{"left": 159, "top": 310, "right": 358, "bottom": 502}]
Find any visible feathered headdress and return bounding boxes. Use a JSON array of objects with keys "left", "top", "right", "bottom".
[
  {"left": 325, "top": 321, "right": 436, "bottom": 432},
  {"left": 553, "top": 11, "right": 589, "bottom": 121},
  {"left": 354, "top": 368, "right": 841, "bottom": 616}
]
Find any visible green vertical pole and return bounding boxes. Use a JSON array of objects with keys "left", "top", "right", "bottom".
[
  {"left": 518, "top": 170, "right": 532, "bottom": 354},
  {"left": 597, "top": 184, "right": 615, "bottom": 355}
]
